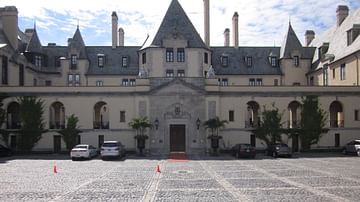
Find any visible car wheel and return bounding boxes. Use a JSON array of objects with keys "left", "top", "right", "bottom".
[
  {"left": 272, "top": 152, "right": 277, "bottom": 158},
  {"left": 288, "top": 154, "right": 292, "bottom": 158},
  {"left": 71, "top": 157, "right": 76, "bottom": 161},
  {"left": 357, "top": 150, "right": 360, "bottom": 157}
]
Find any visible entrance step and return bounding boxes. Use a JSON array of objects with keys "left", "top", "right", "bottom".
[{"left": 168, "top": 152, "right": 189, "bottom": 162}]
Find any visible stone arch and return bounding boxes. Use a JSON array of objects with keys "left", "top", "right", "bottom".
[
  {"left": 49, "top": 101, "right": 65, "bottom": 129},
  {"left": 246, "top": 101, "right": 260, "bottom": 128},
  {"left": 93, "top": 101, "right": 109, "bottom": 129},
  {"left": 6, "top": 102, "right": 21, "bottom": 129},
  {"left": 288, "top": 101, "right": 301, "bottom": 128},
  {"left": 329, "top": 101, "right": 344, "bottom": 128}
]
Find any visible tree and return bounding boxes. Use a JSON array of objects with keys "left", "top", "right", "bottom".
[
  {"left": 58, "top": 114, "right": 82, "bottom": 150},
  {"left": 299, "top": 95, "right": 328, "bottom": 150},
  {"left": 203, "top": 117, "right": 228, "bottom": 154},
  {"left": 17, "top": 96, "right": 46, "bottom": 152},
  {"left": 253, "top": 104, "right": 284, "bottom": 147},
  {"left": 0, "top": 94, "right": 10, "bottom": 147},
  {"left": 128, "top": 117, "right": 153, "bottom": 155}
]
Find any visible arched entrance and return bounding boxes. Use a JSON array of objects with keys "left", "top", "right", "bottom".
[
  {"left": 329, "top": 101, "right": 344, "bottom": 128},
  {"left": 93, "top": 101, "right": 109, "bottom": 129}
]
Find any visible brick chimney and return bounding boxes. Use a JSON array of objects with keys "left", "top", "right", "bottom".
[
  {"left": 224, "top": 28, "right": 230, "bottom": 47},
  {"left": 305, "top": 30, "right": 315, "bottom": 46},
  {"left": 112, "top": 11, "right": 118, "bottom": 49},
  {"left": 336, "top": 5, "right": 349, "bottom": 27},
  {"left": 0, "top": 6, "right": 18, "bottom": 50},
  {"left": 204, "top": 0, "right": 210, "bottom": 46},
  {"left": 232, "top": 12, "right": 239, "bottom": 48}
]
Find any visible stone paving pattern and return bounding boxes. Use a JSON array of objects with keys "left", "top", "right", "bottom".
[{"left": 0, "top": 154, "right": 360, "bottom": 201}]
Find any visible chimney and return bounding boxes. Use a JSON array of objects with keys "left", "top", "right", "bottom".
[
  {"left": 1, "top": 6, "right": 18, "bottom": 50},
  {"left": 224, "top": 28, "right": 230, "bottom": 47},
  {"left": 232, "top": 12, "right": 239, "bottom": 48},
  {"left": 204, "top": 0, "right": 210, "bottom": 47},
  {"left": 112, "top": 11, "right": 118, "bottom": 49},
  {"left": 336, "top": 5, "right": 349, "bottom": 27},
  {"left": 25, "top": 28, "right": 34, "bottom": 39},
  {"left": 305, "top": 30, "right": 315, "bottom": 46},
  {"left": 118, "top": 28, "right": 124, "bottom": 46}
]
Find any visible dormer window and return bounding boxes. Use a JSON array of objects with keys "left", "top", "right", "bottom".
[
  {"left": 35, "top": 55, "right": 42, "bottom": 67},
  {"left": 122, "top": 57, "right": 128, "bottom": 67},
  {"left": 221, "top": 56, "right": 228, "bottom": 67},
  {"left": 70, "top": 55, "right": 77, "bottom": 69},
  {"left": 294, "top": 56, "right": 299, "bottom": 67},
  {"left": 270, "top": 56, "right": 277, "bottom": 67},
  {"left": 347, "top": 24, "right": 360, "bottom": 46},
  {"left": 98, "top": 54, "right": 105, "bottom": 68},
  {"left": 245, "top": 56, "right": 252, "bottom": 67}
]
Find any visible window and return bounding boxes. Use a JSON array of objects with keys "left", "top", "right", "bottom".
[
  {"left": 166, "top": 69, "right": 174, "bottom": 77},
  {"left": 293, "top": 82, "right": 300, "bottom": 86},
  {"left": 70, "top": 55, "right": 77, "bottom": 69},
  {"left": 68, "top": 74, "right": 73, "bottom": 86},
  {"left": 142, "top": 53, "right": 146, "bottom": 64},
  {"left": 221, "top": 78, "right": 228, "bottom": 86},
  {"left": 256, "top": 79, "right": 263, "bottom": 86},
  {"left": 340, "top": 63, "right": 346, "bottom": 80},
  {"left": 33, "top": 78, "right": 37, "bottom": 86},
  {"left": 120, "top": 111, "right": 126, "bottom": 122},
  {"left": 19, "top": 64, "right": 24, "bottom": 86},
  {"left": 75, "top": 74, "right": 80, "bottom": 86},
  {"left": 274, "top": 79, "right": 279, "bottom": 86},
  {"left": 333, "top": 68, "right": 336, "bottom": 79},
  {"left": 294, "top": 56, "right": 299, "bottom": 67},
  {"left": 246, "top": 56, "right": 252, "bottom": 67},
  {"left": 96, "top": 81, "right": 103, "bottom": 87},
  {"left": 177, "top": 70, "right": 185, "bottom": 77},
  {"left": 355, "top": 110, "right": 359, "bottom": 121},
  {"left": 221, "top": 56, "right": 228, "bottom": 67},
  {"left": 1, "top": 56, "right": 8, "bottom": 85},
  {"left": 68, "top": 74, "right": 80, "bottom": 86},
  {"left": 177, "top": 48, "right": 185, "bottom": 62},
  {"left": 335, "top": 133, "right": 340, "bottom": 147},
  {"left": 122, "top": 79, "right": 129, "bottom": 86},
  {"left": 249, "top": 78, "right": 255, "bottom": 86},
  {"left": 45, "top": 80, "right": 52, "bottom": 86},
  {"left": 166, "top": 48, "right": 174, "bottom": 62},
  {"left": 98, "top": 55, "right": 104, "bottom": 68},
  {"left": 129, "top": 79, "right": 136, "bottom": 86},
  {"left": 122, "top": 57, "right": 128, "bottom": 67},
  {"left": 229, "top": 110, "right": 234, "bottom": 122},
  {"left": 270, "top": 56, "right": 277, "bottom": 67},
  {"left": 323, "top": 65, "right": 328, "bottom": 86},
  {"left": 34, "top": 55, "right": 42, "bottom": 67},
  {"left": 310, "top": 77, "right": 314, "bottom": 86},
  {"left": 55, "top": 56, "right": 61, "bottom": 67},
  {"left": 204, "top": 52, "right": 208, "bottom": 64}
]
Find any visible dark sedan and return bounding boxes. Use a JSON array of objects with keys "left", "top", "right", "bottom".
[
  {"left": 231, "top": 143, "right": 256, "bottom": 159},
  {"left": 267, "top": 143, "right": 292, "bottom": 158},
  {"left": 0, "top": 145, "right": 12, "bottom": 157}
]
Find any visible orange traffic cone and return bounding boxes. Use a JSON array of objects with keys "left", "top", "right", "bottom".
[
  {"left": 53, "top": 164, "right": 58, "bottom": 174},
  {"left": 156, "top": 165, "right": 161, "bottom": 173}
]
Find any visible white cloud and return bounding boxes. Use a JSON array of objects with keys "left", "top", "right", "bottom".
[{"left": 2, "top": 0, "right": 359, "bottom": 46}]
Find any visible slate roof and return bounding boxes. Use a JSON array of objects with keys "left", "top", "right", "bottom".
[
  {"left": 26, "top": 28, "right": 42, "bottom": 53},
  {"left": 310, "top": 7, "right": 360, "bottom": 71},
  {"left": 211, "top": 47, "right": 283, "bottom": 75},
  {"left": 42, "top": 46, "right": 68, "bottom": 69},
  {"left": 68, "top": 27, "right": 87, "bottom": 58},
  {"left": 85, "top": 46, "right": 141, "bottom": 75},
  {"left": 151, "top": 0, "right": 207, "bottom": 49}
]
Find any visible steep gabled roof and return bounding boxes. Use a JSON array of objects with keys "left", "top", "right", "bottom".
[
  {"left": 280, "top": 23, "right": 303, "bottom": 58},
  {"left": 26, "top": 28, "right": 42, "bottom": 53},
  {"left": 151, "top": 0, "right": 207, "bottom": 48},
  {"left": 68, "top": 27, "right": 87, "bottom": 58}
]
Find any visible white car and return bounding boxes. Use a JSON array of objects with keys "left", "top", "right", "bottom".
[
  {"left": 343, "top": 140, "right": 360, "bottom": 156},
  {"left": 70, "top": 144, "right": 98, "bottom": 160},
  {"left": 101, "top": 141, "right": 126, "bottom": 160}
]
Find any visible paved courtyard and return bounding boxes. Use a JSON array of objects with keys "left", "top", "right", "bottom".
[{"left": 0, "top": 153, "right": 360, "bottom": 201}]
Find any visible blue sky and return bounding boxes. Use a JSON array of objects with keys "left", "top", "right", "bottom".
[{"left": 2, "top": 0, "right": 360, "bottom": 46}]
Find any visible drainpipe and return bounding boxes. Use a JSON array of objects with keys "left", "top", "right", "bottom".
[{"left": 356, "top": 53, "right": 359, "bottom": 86}]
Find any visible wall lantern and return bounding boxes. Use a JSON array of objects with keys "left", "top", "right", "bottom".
[
  {"left": 196, "top": 118, "right": 201, "bottom": 130},
  {"left": 154, "top": 118, "right": 159, "bottom": 130}
]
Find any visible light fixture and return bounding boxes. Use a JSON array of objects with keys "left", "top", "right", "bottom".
[
  {"left": 154, "top": 118, "right": 159, "bottom": 130},
  {"left": 196, "top": 118, "right": 201, "bottom": 130}
]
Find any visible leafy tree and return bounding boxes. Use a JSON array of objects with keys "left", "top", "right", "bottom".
[
  {"left": 0, "top": 94, "right": 10, "bottom": 146},
  {"left": 128, "top": 117, "right": 153, "bottom": 155},
  {"left": 203, "top": 116, "right": 228, "bottom": 137},
  {"left": 17, "top": 96, "right": 46, "bottom": 152},
  {"left": 254, "top": 104, "right": 284, "bottom": 147},
  {"left": 299, "top": 95, "right": 328, "bottom": 150},
  {"left": 58, "top": 114, "right": 82, "bottom": 150}
]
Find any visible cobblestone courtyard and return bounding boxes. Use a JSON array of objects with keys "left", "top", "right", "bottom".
[{"left": 1, "top": 154, "right": 360, "bottom": 201}]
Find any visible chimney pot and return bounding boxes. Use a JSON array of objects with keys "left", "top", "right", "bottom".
[
  {"left": 336, "top": 5, "right": 349, "bottom": 27},
  {"left": 232, "top": 12, "right": 239, "bottom": 48}
]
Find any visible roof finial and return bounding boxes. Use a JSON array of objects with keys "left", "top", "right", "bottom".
[
  {"left": 77, "top": 19, "right": 79, "bottom": 29},
  {"left": 289, "top": 16, "right": 291, "bottom": 26},
  {"left": 34, "top": 21, "right": 36, "bottom": 30}
]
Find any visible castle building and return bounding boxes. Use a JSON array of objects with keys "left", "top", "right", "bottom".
[{"left": 0, "top": 0, "right": 360, "bottom": 154}]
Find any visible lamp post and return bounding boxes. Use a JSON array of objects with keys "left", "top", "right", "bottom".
[{"left": 196, "top": 118, "right": 201, "bottom": 130}]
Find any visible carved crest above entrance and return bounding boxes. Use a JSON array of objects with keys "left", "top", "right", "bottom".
[{"left": 165, "top": 103, "right": 191, "bottom": 119}]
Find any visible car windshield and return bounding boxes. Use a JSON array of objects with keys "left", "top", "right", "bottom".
[
  {"left": 74, "top": 145, "right": 88, "bottom": 149},
  {"left": 102, "top": 143, "right": 118, "bottom": 147}
]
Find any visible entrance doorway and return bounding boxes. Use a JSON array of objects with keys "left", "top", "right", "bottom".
[
  {"left": 292, "top": 133, "right": 299, "bottom": 152},
  {"left": 170, "top": 124, "right": 186, "bottom": 152},
  {"left": 53, "top": 135, "right": 62, "bottom": 153}
]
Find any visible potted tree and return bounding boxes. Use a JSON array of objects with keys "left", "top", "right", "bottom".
[
  {"left": 203, "top": 117, "right": 228, "bottom": 155},
  {"left": 129, "top": 117, "right": 153, "bottom": 156}
]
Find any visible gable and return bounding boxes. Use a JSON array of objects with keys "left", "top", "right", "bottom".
[{"left": 151, "top": 78, "right": 205, "bottom": 95}]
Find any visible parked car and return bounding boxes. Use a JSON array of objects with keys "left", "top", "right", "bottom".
[
  {"left": 70, "top": 144, "right": 98, "bottom": 160},
  {"left": 231, "top": 143, "right": 256, "bottom": 158},
  {"left": 267, "top": 143, "right": 292, "bottom": 158},
  {"left": 100, "top": 141, "right": 126, "bottom": 160},
  {"left": 0, "top": 145, "right": 12, "bottom": 157},
  {"left": 342, "top": 140, "right": 360, "bottom": 156}
]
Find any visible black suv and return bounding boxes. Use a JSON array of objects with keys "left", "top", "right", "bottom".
[{"left": 267, "top": 143, "right": 292, "bottom": 158}]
